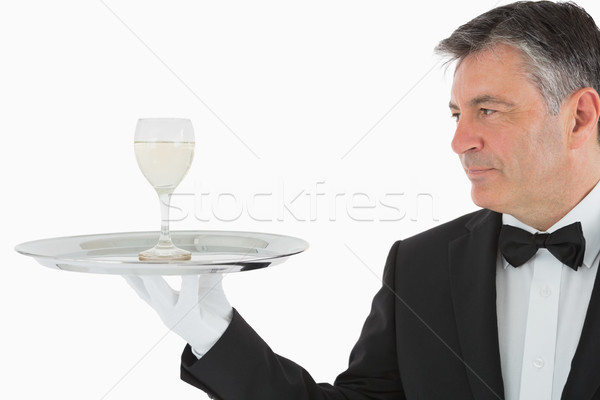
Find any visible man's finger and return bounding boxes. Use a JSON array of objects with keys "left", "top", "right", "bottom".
[
  {"left": 178, "top": 275, "right": 201, "bottom": 307},
  {"left": 123, "top": 275, "right": 151, "bottom": 304},
  {"left": 197, "top": 273, "right": 225, "bottom": 292},
  {"left": 140, "top": 275, "right": 178, "bottom": 306}
]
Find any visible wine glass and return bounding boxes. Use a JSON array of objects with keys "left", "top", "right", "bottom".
[{"left": 134, "top": 118, "right": 195, "bottom": 261}]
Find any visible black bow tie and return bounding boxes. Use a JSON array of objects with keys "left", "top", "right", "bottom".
[{"left": 498, "top": 222, "right": 586, "bottom": 270}]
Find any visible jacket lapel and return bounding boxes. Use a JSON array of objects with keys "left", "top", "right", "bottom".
[
  {"left": 449, "top": 210, "right": 505, "bottom": 400},
  {"left": 560, "top": 259, "right": 600, "bottom": 400}
]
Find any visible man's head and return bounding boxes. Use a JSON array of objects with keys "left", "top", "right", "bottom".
[
  {"left": 436, "top": 1, "right": 600, "bottom": 230},
  {"left": 437, "top": 1, "right": 600, "bottom": 117}
]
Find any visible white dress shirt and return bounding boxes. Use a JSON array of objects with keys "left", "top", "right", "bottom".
[{"left": 496, "top": 182, "right": 600, "bottom": 400}]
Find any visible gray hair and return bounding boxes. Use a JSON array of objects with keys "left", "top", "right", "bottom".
[{"left": 435, "top": 1, "right": 600, "bottom": 116}]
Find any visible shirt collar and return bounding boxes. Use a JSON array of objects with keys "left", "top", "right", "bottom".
[{"left": 501, "top": 180, "right": 600, "bottom": 270}]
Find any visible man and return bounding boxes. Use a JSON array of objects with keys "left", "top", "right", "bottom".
[{"left": 126, "top": 1, "right": 600, "bottom": 399}]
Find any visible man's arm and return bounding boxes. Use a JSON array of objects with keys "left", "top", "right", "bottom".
[{"left": 180, "top": 241, "right": 405, "bottom": 400}]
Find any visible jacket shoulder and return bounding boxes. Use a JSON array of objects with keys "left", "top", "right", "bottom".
[{"left": 393, "top": 209, "right": 498, "bottom": 257}]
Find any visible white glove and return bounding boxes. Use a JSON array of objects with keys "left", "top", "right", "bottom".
[{"left": 124, "top": 274, "right": 233, "bottom": 358}]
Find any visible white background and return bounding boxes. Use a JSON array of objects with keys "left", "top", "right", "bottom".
[{"left": 3, "top": 1, "right": 599, "bottom": 399}]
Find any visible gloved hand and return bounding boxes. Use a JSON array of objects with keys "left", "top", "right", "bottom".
[{"left": 124, "top": 274, "right": 233, "bottom": 357}]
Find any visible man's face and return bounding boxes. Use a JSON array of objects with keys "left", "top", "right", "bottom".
[{"left": 450, "top": 44, "right": 570, "bottom": 219}]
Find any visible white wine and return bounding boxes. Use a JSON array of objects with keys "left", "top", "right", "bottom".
[{"left": 134, "top": 141, "right": 194, "bottom": 191}]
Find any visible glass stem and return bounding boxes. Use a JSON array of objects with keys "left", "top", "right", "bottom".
[{"left": 157, "top": 190, "right": 174, "bottom": 248}]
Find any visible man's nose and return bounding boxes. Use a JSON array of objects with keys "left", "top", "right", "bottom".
[{"left": 451, "top": 117, "right": 483, "bottom": 154}]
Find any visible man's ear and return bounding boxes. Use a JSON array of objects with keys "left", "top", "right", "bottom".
[{"left": 567, "top": 87, "right": 600, "bottom": 149}]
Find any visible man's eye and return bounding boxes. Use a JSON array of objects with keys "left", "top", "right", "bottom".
[
  {"left": 451, "top": 112, "right": 461, "bottom": 122},
  {"left": 481, "top": 108, "right": 496, "bottom": 116}
]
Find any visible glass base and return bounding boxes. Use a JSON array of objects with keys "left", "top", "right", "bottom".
[{"left": 138, "top": 245, "right": 191, "bottom": 261}]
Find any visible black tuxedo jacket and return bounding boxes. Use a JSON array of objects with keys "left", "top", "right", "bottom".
[{"left": 180, "top": 209, "right": 600, "bottom": 399}]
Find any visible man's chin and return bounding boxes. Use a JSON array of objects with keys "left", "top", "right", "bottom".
[{"left": 470, "top": 188, "right": 505, "bottom": 213}]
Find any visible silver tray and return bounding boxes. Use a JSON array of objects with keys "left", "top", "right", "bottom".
[{"left": 15, "top": 230, "right": 309, "bottom": 275}]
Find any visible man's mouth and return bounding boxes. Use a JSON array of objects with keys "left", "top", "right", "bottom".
[{"left": 464, "top": 167, "right": 495, "bottom": 179}]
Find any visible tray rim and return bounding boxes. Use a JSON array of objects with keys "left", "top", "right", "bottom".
[{"left": 14, "top": 230, "right": 309, "bottom": 274}]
